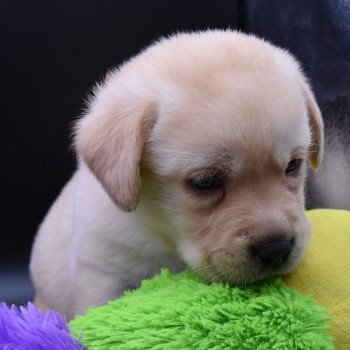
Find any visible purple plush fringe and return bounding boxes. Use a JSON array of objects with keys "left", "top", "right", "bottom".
[{"left": 0, "top": 302, "right": 84, "bottom": 350}]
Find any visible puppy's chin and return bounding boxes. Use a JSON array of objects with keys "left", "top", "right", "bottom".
[
  {"left": 209, "top": 254, "right": 305, "bottom": 286},
  {"left": 180, "top": 236, "right": 309, "bottom": 286}
]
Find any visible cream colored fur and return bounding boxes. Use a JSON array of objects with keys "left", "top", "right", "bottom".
[{"left": 30, "top": 30, "right": 323, "bottom": 320}]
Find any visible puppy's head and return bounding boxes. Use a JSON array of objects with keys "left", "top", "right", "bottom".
[{"left": 75, "top": 31, "right": 323, "bottom": 284}]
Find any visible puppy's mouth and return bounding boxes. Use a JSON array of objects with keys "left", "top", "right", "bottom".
[{"left": 197, "top": 238, "right": 302, "bottom": 285}]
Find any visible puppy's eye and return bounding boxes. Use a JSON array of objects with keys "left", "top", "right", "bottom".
[
  {"left": 285, "top": 158, "right": 302, "bottom": 176},
  {"left": 188, "top": 176, "right": 224, "bottom": 192}
]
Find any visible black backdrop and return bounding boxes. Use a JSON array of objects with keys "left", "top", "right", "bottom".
[{"left": 1, "top": 0, "right": 241, "bottom": 266}]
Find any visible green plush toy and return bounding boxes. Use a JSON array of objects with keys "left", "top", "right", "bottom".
[
  {"left": 70, "top": 209, "right": 350, "bottom": 350},
  {"left": 70, "top": 270, "right": 331, "bottom": 350}
]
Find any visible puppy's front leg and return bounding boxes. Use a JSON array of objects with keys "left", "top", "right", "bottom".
[{"left": 68, "top": 261, "right": 132, "bottom": 320}]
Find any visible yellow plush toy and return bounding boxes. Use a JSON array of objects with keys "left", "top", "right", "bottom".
[{"left": 283, "top": 209, "right": 350, "bottom": 350}]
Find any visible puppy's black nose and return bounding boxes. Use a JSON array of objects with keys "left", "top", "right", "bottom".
[{"left": 252, "top": 237, "right": 295, "bottom": 267}]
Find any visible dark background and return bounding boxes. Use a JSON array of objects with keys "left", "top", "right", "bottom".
[
  {"left": 1, "top": 0, "right": 242, "bottom": 303},
  {"left": 2, "top": 0, "right": 241, "bottom": 263},
  {"left": 2, "top": 0, "right": 349, "bottom": 304}
]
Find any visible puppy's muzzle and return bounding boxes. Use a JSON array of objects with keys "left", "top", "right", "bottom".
[{"left": 251, "top": 236, "right": 295, "bottom": 269}]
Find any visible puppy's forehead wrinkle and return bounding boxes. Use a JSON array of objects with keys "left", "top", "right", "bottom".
[
  {"left": 148, "top": 101, "right": 310, "bottom": 176},
  {"left": 148, "top": 136, "right": 305, "bottom": 179}
]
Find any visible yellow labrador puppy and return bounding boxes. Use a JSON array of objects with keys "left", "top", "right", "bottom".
[{"left": 30, "top": 30, "right": 323, "bottom": 320}]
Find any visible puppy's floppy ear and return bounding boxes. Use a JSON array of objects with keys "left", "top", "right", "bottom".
[
  {"left": 301, "top": 80, "right": 324, "bottom": 170},
  {"left": 74, "top": 85, "right": 156, "bottom": 212}
]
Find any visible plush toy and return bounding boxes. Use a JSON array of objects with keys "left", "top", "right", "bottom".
[
  {"left": 283, "top": 209, "right": 350, "bottom": 350},
  {"left": 0, "top": 209, "right": 349, "bottom": 350},
  {"left": 0, "top": 277, "right": 332, "bottom": 350},
  {"left": 0, "top": 302, "right": 83, "bottom": 350},
  {"left": 69, "top": 270, "right": 332, "bottom": 350}
]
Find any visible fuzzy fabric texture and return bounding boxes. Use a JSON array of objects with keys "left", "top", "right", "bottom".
[
  {"left": 3, "top": 209, "right": 348, "bottom": 349},
  {"left": 284, "top": 209, "right": 350, "bottom": 350},
  {"left": 70, "top": 270, "right": 332, "bottom": 350},
  {"left": 0, "top": 302, "right": 84, "bottom": 350}
]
